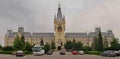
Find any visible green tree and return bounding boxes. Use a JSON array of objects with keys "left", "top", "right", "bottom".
[
  {"left": 21, "top": 35, "right": 25, "bottom": 45},
  {"left": 2, "top": 46, "right": 14, "bottom": 51},
  {"left": 93, "top": 30, "right": 104, "bottom": 51},
  {"left": 64, "top": 41, "right": 83, "bottom": 51},
  {"left": 13, "top": 36, "right": 24, "bottom": 50},
  {"left": 73, "top": 38, "right": 76, "bottom": 43},
  {"left": 110, "top": 38, "right": 119, "bottom": 50},
  {"left": 40, "top": 38, "right": 44, "bottom": 46},
  {"left": 24, "top": 42, "right": 32, "bottom": 51},
  {"left": 93, "top": 37, "right": 99, "bottom": 50},
  {"left": 118, "top": 44, "right": 120, "bottom": 50},
  {"left": 51, "top": 41, "right": 56, "bottom": 50},
  {"left": 73, "top": 41, "right": 82, "bottom": 51},
  {"left": 82, "top": 46, "right": 92, "bottom": 51},
  {"left": 44, "top": 43, "right": 51, "bottom": 53},
  {"left": 64, "top": 41, "right": 73, "bottom": 51},
  {"left": 0, "top": 45, "right": 2, "bottom": 50}
]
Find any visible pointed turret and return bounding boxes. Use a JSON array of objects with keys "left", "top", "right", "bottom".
[{"left": 55, "top": 3, "right": 64, "bottom": 21}]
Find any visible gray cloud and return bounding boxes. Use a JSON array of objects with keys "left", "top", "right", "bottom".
[{"left": 0, "top": 0, "right": 120, "bottom": 46}]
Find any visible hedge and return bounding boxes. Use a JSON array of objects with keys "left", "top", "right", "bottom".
[
  {"left": 87, "top": 51, "right": 101, "bottom": 55},
  {"left": 24, "top": 51, "right": 32, "bottom": 54},
  {"left": 0, "top": 51, "right": 13, "bottom": 54}
]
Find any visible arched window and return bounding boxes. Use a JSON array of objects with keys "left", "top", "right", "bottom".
[{"left": 57, "top": 26, "right": 62, "bottom": 32}]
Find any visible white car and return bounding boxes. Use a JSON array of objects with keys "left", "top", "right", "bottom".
[
  {"left": 78, "top": 51, "right": 84, "bottom": 55},
  {"left": 32, "top": 46, "right": 45, "bottom": 56}
]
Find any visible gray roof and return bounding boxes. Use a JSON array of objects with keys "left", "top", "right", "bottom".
[
  {"left": 32, "top": 33, "right": 54, "bottom": 38},
  {"left": 88, "top": 32, "right": 113, "bottom": 38},
  {"left": 7, "top": 32, "right": 31, "bottom": 38},
  {"left": 106, "top": 33, "right": 114, "bottom": 38},
  {"left": 102, "top": 32, "right": 107, "bottom": 37},
  {"left": 88, "top": 32, "right": 96, "bottom": 37},
  {"left": 66, "top": 33, "right": 88, "bottom": 38},
  {"left": 8, "top": 32, "right": 17, "bottom": 38},
  {"left": 23, "top": 32, "right": 31, "bottom": 38},
  {"left": 6, "top": 31, "right": 113, "bottom": 39}
]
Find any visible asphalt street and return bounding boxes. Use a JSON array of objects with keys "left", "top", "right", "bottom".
[{"left": 0, "top": 52, "right": 120, "bottom": 59}]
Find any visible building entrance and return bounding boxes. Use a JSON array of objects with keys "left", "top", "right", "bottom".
[{"left": 57, "top": 42, "right": 63, "bottom": 50}]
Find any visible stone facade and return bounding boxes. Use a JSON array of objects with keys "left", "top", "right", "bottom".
[{"left": 4, "top": 4, "right": 114, "bottom": 48}]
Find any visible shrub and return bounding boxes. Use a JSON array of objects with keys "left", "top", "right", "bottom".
[
  {"left": 24, "top": 51, "right": 32, "bottom": 54},
  {"left": 84, "top": 51, "right": 89, "bottom": 54},
  {"left": 87, "top": 51, "right": 101, "bottom": 55},
  {"left": 82, "top": 46, "right": 92, "bottom": 51},
  {"left": 24, "top": 42, "right": 32, "bottom": 51},
  {"left": 44, "top": 44, "right": 51, "bottom": 53},
  {"left": 2, "top": 46, "right": 14, "bottom": 51},
  {"left": 0, "top": 51, "right": 13, "bottom": 54}
]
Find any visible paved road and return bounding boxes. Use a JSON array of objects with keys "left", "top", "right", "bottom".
[{"left": 0, "top": 52, "right": 120, "bottom": 59}]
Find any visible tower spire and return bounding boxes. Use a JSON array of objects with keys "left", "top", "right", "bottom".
[
  {"left": 57, "top": 2, "right": 62, "bottom": 21},
  {"left": 58, "top": 1, "right": 61, "bottom": 8}
]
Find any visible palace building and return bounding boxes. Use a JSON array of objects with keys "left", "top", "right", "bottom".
[{"left": 5, "top": 4, "right": 114, "bottom": 48}]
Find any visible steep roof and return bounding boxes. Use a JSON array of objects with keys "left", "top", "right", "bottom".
[
  {"left": 24, "top": 32, "right": 31, "bottom": 38},
  {"left": 88, "top": 32, "right": 113, "bottom": 38},
  {"left": 7, "top": 32, "right": 31, "bottom": 38},
  {"left": 32, "top": 33, "right": 54, "bottom": 38},
  {"left": 8, "top": 32, "right": 17, "bottom": 38},
  {"left": 66, "top": 33, "right": 88, "bottom": 38},
  {"left": 88, "top": 32, "right": 96, "bottom": 38}
]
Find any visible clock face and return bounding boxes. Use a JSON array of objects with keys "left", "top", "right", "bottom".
[{"left": 57, "top": 26, "right": 62, "bottom": 32}]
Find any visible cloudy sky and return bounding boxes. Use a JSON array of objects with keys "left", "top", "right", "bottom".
[{"left": 0, "top": 0, "right": 120, "bottom": 46}]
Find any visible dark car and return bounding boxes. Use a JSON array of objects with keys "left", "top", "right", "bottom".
[
  {"left": 60, "top": 49, "right": 65, "bottom": 55},
  {"left": 46, "top": 50, "right": 53, "bottom": 55},
  {"left": 72, "top": 51, "right": 78, "bottom": 55},
  {"left": 102, "top": 50, "right": 116, "bottom": 57},
  {"left": 16, "top": 51, "right": 25, "bottom": 57}
]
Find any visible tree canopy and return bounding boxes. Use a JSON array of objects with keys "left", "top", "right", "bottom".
[
  {"left": 51, "top": 41, "right": 56, "bottom": 50},
  {"left": 93, "top": 30, "right": 104, "bottom": 51},
  {"left": 110, "top": 38, "right": 119, "bottom": 50},
  {"left": 40, "top": 38, "right": 44, "bottom": 46},
  {"left": 13, "top": 36, "right": 24, "bottom": 50},
  {"left": 24, "top": 42, "right": 32, "bottom": 51},
  {"left": 64, "top": 41, "right": 83, "bottom": 51}
]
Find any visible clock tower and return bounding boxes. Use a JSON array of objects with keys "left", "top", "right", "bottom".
[{"left": 54, "top": 4, "right": 66, "bottom": 49}]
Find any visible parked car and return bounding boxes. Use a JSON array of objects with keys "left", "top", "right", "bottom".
[
  {"left": 60, "top": 49, "right": 65, "bottom": 55},
  {"left": 72, "top": 51, "right": 78, "bottom": 55},
  {"left": 46, "top": 50, "right": 53, "bottom": 55},
  {"left": 101, "top": 50, "right": 116, "bottom": 57},
  {"left": 16, "top": 51, "right": 25, "bottom": 57},
  {"left": 114, "top": 51, "right": 120, "bottom": 56},
  {"left": 32, "top": 46, "right": 45, "bottom": 56},
  {"left": 78, "top": 51, "right": 84, "bottom": 55}
]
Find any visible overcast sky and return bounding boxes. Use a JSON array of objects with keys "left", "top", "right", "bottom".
[{"left": 0, "top": 0, "right": 120, "bottom": 46}]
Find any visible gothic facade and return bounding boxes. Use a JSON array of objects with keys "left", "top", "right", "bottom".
[{"left": 5, "top": 4, "right": 114, "bottom": 48}]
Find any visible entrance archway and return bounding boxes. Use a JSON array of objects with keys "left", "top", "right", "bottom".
[{"left": 57, "top": 46, "right": 61, "bottom": 50}]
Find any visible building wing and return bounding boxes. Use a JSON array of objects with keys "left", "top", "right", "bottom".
[
  {"left": 32, "top": 33, "right": 54, "bottom": 38},
  {"left": 66, "top": 33, "right": 88, "bottom": 38}
]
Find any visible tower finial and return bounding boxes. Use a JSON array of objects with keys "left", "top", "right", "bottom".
[{"left": 58, "top": 0, "right": 61, "bottom": 8}]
